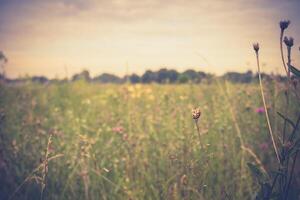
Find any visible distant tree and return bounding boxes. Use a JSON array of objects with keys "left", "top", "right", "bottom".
[
  {"left": 178, "top": 74, "right": 189, "bottom": 83},
  {"left": 139, "top": 68, "right": 210, "bottom": 84},
  {"left": 180, "top": 69, "right": 208, "bottom": 83},
  {"left": 253, "top": 72, "right": 272, "bottom": 82},
  {"left": 182, "top": 70, "right": 199, "bottom": 82},
  {"left": 31, "top": 76, "right": 49, "bottom": 84},
  {"left": 168, "top": 69, "right": 179, "bottom": 83},
  {"left": 141, "top": 70, "right": 157, "bottom": 83},
  {"left": 141, "top": 68, "right": 179, "bottom": 83},
  {"left": 93, "top": 73, "right": 122, "bottom": 83},
  {"left": 243, "top": 70, "right": 253, "bottom": 83},
  {"left": 203, "top": 73, "right": 215, "bottom": 84},
  {"left": 157, "top": 68, "right": 168, "bottom": 83},
  {"left": 197, "top": 71, "right": 207, "bottom": 83},
  {"left": 129, "top": 73, "right": 140, "bottom": 84},
  {"left": 182, "top": 69, "right": 198, "bottom": 80},
  {"left": 223, "top": 70, "right": 253, "bottom": 83},
  {"left": 72, "top": 70, "right": 91, "bottom": 82}
]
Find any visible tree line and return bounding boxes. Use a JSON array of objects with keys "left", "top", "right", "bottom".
[
  {"left": 1, "top": 68, "right": 288, "bottom": 84},
  {"left": 71, "top": 69, "right": 213, "bottom": 84},
  {"left": 71, "top": 69, "right": 287, "bottom": 84},
  {"left": 0, "top": 50, "right": 290, "bottom": 84}
]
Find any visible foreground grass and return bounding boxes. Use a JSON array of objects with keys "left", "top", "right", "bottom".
[{"left": 0, "top": 80, "right": 297, "bottom": 200}]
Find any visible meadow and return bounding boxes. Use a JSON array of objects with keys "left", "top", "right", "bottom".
[{"left": 1, "top": 79, "right": 298, "bottom": 200}]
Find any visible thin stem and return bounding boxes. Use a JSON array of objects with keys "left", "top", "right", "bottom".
[
  {"left": 194, "top": 119, "right": 203, "bottom": 149},
  {"left": 267, "top": 173, "right": 279, "bottom": 198},
  {"left": 280, "top": 31, "right": 288, "bottom": 76},
  {"left": 284, "top": 150, "right": 299, "bottom": 200},
  {"left": 256, "top": 52, "right": 280, "bottom": 163},
  {"left": 8, "top": 176, "right": 33, "bottom": 200},
  {"left": 287, "top": 47, "right": 291, "bottom": 79},
  {"left": 40, "top": 133, "right": 53, "bottom": 200},
  {"left": 8, "top": 154, "right": 63, "bottom": 200},
  {"left": 282, "top": 91, "right": 290, "bottom": 146},
  {"left": 288, "top": 114, "right": 300, "bottom": 142}
]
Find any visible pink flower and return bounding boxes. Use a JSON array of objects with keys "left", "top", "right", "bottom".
[
  {"left": 112, "top": 126, "right": 124, "bottom": 134},
  {"left": 255, "top": 107, "right": 265, "bottom": 114}
]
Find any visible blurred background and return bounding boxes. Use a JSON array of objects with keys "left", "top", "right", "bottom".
[{"left": 0, "top": 0, "right": 300, "bottom": 78}]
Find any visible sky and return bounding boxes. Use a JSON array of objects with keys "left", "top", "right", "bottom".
[{"left": 0, "top": 0, "right": 300, "bottom": 78}]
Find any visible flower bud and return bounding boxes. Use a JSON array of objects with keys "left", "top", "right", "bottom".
[
  {"left": 283, "top": 36, "right": 294, "bottom": 47},
  {"left": 279, "top": 20, "right": 290, "bottom": 31},
  {"left": 253, "top": 43, "right": 259, "bottom": 53},
  {"left": 192, "top": 108, "right": 201, "bottom": 120}
]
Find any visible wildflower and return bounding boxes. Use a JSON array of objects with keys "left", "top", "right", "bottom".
[
  {"left": 112, "top": 126, "right": 124, "bottom": 134},
  {"left": 255, "top": 107, "right": 265, "bottom": 114},
  {"left": 283, "top": 36, "right": 294, "bottom": 47},
  {"left": 253, "top": 43, "right": 259, "bottom": 53},
  {"left": 279, "top": 20, "right": 290, "bottom": 31},
  {"left": 192, "top": 108, "right": 201, "bottom": 120}
]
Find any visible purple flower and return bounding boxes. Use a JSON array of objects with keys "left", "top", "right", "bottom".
[{"left": 255, "top": 107, "right": 265, "bottom": 114}]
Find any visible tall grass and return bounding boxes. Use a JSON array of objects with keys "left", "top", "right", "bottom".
[{"left": 0, "top": 81, "right": 295, "bottom": 199}]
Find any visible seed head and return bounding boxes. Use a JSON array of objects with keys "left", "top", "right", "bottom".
[
  {"left": 253, "top": 43, "right": 259, "bottom": 53},
  {"left": 279, "top": 20, "right": 290, "bottom": 31},
  {"left": 283, "top": 36, "right": 294, "bottom": 47},
  {"left": 180, "top": 174, "right": 188, "bottom": 186},
  {"left": 192, "top": 108, "right": 201, "bottom": 120}
]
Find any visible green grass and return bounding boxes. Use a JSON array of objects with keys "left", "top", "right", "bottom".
[{"left": 0, "top": 80, "right": 297, "bottom": 200}]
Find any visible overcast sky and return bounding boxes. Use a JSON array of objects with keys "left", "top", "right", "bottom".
[{"left": 0, "top": 0, "right": 300, "bottom": 78}]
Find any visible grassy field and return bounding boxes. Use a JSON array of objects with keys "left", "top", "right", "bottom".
[{"left": 0, "top": 80, "right": 299, "bottom": 200}]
